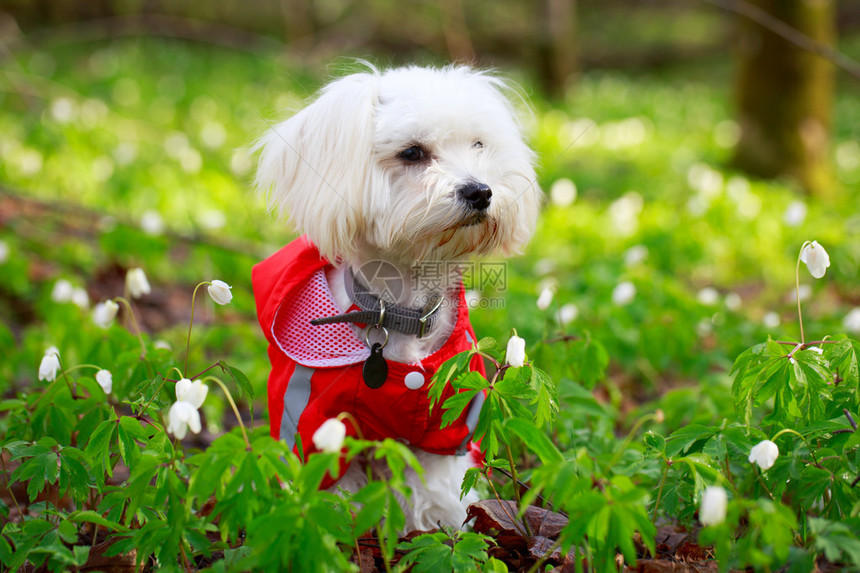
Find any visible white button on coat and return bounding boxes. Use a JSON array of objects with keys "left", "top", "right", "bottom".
[{"left": 404, "top": 371, "right": 425, "bottom": 390}]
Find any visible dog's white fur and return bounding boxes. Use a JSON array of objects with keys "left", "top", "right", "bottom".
[{"left": 256, "top": 64, "right": 540, "bottom": 530}]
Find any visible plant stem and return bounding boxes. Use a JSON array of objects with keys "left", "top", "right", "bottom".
[
  {"left": 0, "top": 455, "right": 23, "bottom": 519},
  {"left": 184, "top": 282, "right": 208, "bottom": 377},
  {"left": 651, "top": 460, "right": 670, "bottom": 523},
  {"left": 527, "top": 537, "right": 564, "bottom": 573},
  {"left": 114, "top": 297, "right": 147, "bottom": 357},
  {"left": 608, "top": 412, "right": 658, "bottom": 469},
  {"left": 755, "top": 467, "right": 775, "bottom": 500},
  {"left": 772, "top": 428, "right": 822, "bottom": 467},
  {"left": 485, "top": 475, "right": 529, "bottom": 539},
  {"left": 202, "top": 375, "right": 250, "bottom": 448},
  {"left": 795, "top": 241, "right": 810, "bottom": 344},
  {"left": 137, "top": 374, "right": 169, "bottom": 418}
]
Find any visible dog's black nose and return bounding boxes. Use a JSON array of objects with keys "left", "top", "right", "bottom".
[{"left": 458, "top": 181, "right": 492, "bottom": 211}]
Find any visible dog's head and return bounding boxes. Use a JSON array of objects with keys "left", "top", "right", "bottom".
[{"left": 255, "top": 65, "right": 541, "bottom": 264}]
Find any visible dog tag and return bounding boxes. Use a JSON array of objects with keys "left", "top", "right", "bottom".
[{"left": 363, "top": 343, "right": 388, "bottom": 389}]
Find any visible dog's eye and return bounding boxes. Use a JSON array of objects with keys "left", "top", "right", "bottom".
[
  {"left": 473, "top": 141, "right": 483, "bottom": 149},
  {"left": 397, "top": 146, "right": 428, "bottom": 163}
]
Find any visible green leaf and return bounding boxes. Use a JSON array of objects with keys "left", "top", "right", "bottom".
[
  {"left": 440, "top": 389, "right": 481, "bottom": 428},
  {"left": 220, "top": 361, "right": 255, "bottom": 399},
  {"left": 665, "top": 424, "right": 715, "bottom": 457},
  {"left": 68, "top": 510, "right": 130, "bottom": 533},
  {"left": 568, "top": 336, "right": 609, "bottom": 389},
  {"left": 85, "top": 418, "right": 117, "bottom": 479},
  {"left": 531, "top": 367, "right": 559, "bottom": 426},
  {"left": 57, "top": 520, "right": 78, "bottom": 544},
  {"left": 505, "top": 418, "right": 564, "bottom": 464}
]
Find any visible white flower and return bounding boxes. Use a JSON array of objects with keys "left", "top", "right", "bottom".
[
  {"left": 800, "top": 241, "right": 830, "bottom": 279},
  {"left": 843, "top": 307, "right": 860, "bottom": 334},
  {"left": 558, "top": 303, "right": 578, "bottom": 326},
  {"left": 506, "top": 335, "right": 526, "bottom": 368},
  {"left": 92, "top": 300, "right": 119, "bottom": 328},
  {"left": 207, "top": 280, "right": 233, "bottom": 305},
  {"left": 140, "top": 210, "right": 165, "bottom": 235},
  {"left": 793, "top": 284, "right": 812, "bottom": 302},
  {"left": 624, "top": 244, "right": 649, "bottom": 267},
  {"left": 0, "top": 240, "right": 8, "bottom": 264},
  {"left": 725, "top": 292, "right": 742, "bottom": 311},
  {"left": 700, "top": 486, "right": 728, "bottom": 526},
  {"left": 464, "top": 290, "right": 482, "bottom": 309},
  {"left": 154, "top": 339, "right": 172, "bottom": 351},
  {"left": 536, "top": 287, "right": 554, "bottom": 311},
  {"left": 167, "top": 401, "right": 202, "bottom": 439},
  {"left": 312, "top": 418, "right": 347, "bottom": 453},
  {"left": 51, "top": 279, "right": 74, "bottom": 303},
  {"left": 612, "top": 281, "right": 636, "bottom": 306},
  {"left": 749, "top": 440, "right": 779, "bottom": 470},
  {"left": 549, "top": 178, "right": 577, "bottom": 207},
  {"left": 126, "top": 268, "right": 151, "bottom": 298},
  {"left": 38, "top": 348, "right": 61, "bottom": 382},
  {"left": 763, "top": 312, "right": 780, "bottom": 329},
  {"left": 697, "top": 287, "right": 720, "bottom": 306},
  {"left": 71, "top": 287, "right": 89, "bottom": 309},
  {"left": 533, "top": 258, "right": 555, "bottom": 276},
  {"left": 175, "top": 378, "right": 208, "bottom": 409},
  {"left": 96, "top": 369, "right": 113, "bottom": 394},
  {"left": 783, "top": 201, "right": 807, "bottom": 227}
]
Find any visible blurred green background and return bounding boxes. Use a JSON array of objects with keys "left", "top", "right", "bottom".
[{"left": 1, "top": 0, "right": 859, "bottom": 431}]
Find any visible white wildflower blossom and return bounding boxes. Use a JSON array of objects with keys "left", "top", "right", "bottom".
[
  {"left": 207, "top": 280, "right": 233, "bottom": 305},
  {"left": 96, "top": 369, "right": 113, "bottom": 394},
  {"left": 167, "top": 401, "right": 202, "bottom": 440},
  {"left": 506, "top": 335, "right": 526, "bottom": 368},
  {"left": 800, "top": 241, "right": 830, "bottom": 279},
  {"left": 175, "top": 378, "right": 208, "bottom": 409},
  {"left": 700, "top": 486, "right": 728, "bottom": 526},
  {"left": 312, "top": 418, "right": 347, "bottom": 453},
  {"left": 126, "top": 268, "right": 151, "bottom": 298},
  {"left": 748, "top": 440, "right": 779, "bottom": 470}
]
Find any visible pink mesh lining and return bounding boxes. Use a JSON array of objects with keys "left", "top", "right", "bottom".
[{"left": 272, "top": 269, "right": 370, "bottom": 367}]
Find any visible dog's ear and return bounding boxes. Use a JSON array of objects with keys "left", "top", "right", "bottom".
[{"left": 255, "top": 72, "right": 378, "bottom": 262}]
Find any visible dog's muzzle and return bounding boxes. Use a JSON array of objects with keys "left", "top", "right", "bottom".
[{"left": 457, "top": 181, "right": 492, "bottom": 211}]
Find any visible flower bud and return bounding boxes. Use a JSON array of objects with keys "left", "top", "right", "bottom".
[
  {"left": 312, "top": 418, "right": 347, "bottom": 453},
  {"left": 506, "top": 335, "right": 526, "bottom": 368},
  {"left": 92, "top": 300, "right": 119, "bottom": 328},
  {"left": 612, "top": 281, "right": 636, "bottom": 306},
  {"left": 207, "top": 280, "right": 233, "bottom": 305},
  {"left": 748, "top": 439, "right": 779, "bottom": 470},
  {"left": 38, "top": 349, "right": 61, "bottom": 382},
  {"left": 800, "top": 241, "right": 830, "bottom": 279},
  {"left": 96, "top": 369, "right": 113, "bottom": 394},
  {"left": 536, "top": 288, "right": 554, "bottom": 311},
  {"left": 700, "top": 486, "right": 727, "bottom": 526},
  {"left": 126, "top": 267, "right": 151, "bottom": 298},
  {"left": 51, "top": 279, "right": 74, "bottom": 303}
]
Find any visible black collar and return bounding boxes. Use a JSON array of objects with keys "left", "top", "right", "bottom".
[{"left": 309, "top": 269, "right": 445, "bottom": 338}]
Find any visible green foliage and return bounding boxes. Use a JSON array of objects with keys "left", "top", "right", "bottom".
[
  {"left": 395, "top": 529, "right": 500, "bottom": 572},
  {"left": 2, "top": 33, "right": 860, "bottom": 572}
]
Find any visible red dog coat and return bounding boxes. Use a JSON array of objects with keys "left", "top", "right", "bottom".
[{"left": 252, "top": 236, "right": 486, "bottom": 488}]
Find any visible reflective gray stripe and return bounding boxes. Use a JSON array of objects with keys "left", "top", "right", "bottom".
[
  {"left": 280, "top": 364, "right": 313, "bottom": 449},
  {"left": 465, "top": 330, "right": 474, "bottom": 345},
  {"left": 457, "top": 391, "right": 486, "bottom": 454}
]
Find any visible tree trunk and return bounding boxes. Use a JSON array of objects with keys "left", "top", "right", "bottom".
[
  {"left": 732, "top": 0, "right": 835, "bottom": 197},
  {"left": 536, "top": 0, "right": 578, "bottom": 100}
]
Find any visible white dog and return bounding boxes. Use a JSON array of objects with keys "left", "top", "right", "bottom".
[{"left": 252, "top": 64, "right": 540, "bottom": 532}]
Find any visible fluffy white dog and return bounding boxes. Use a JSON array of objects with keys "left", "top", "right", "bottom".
[{"left": 252, "top": 64, "right": 540, "bottom": 532}]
